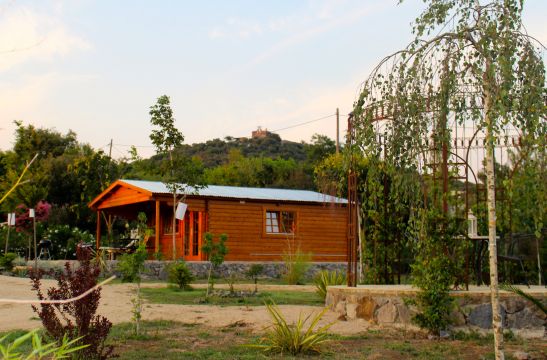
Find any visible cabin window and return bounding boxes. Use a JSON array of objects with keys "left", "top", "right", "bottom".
[
  {"left": 265, "top": 210, "right": 296, "bottom": 234},
  {"left": 163, "top": 213, "right": 179, "bottom": 234}
]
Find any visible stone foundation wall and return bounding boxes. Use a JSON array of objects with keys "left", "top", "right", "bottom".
[
  {"left": 25, "top": 260, "right": 346, "bottom": 281},
  {"left": 326, "top": 285, "right": 547, "bottom": 337}
]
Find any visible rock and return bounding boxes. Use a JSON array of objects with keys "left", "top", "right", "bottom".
[
  {"left": 513, "top": 351, "right": 529, "bottom": 360},
  {"left": 334, "top": 300, "right": 347, "bottom": 316},
  {"left": 505, "top": 298, "right": 526, "bottom": 314},
  {"left": 439, "top": 330, "right": 451, "bottom": 339},
  {"left": 346, "top": 303, "right": 358, "bottom": 320},
  {"left": 376, "top": 301, "right": 398, "bottom": 323},
  {"left": 467, "top": 304, "right": 506, "bottom": 329},
  {"left": 505, "top": 308, "right": 545, "bottom": 329},
  {"left": 449, "top": 308, "right": 467, "bottom": 326},
  {"left": 355, "top": 297, "right": 377, "bottom": 321},
  {"left": 396, "top": 303, "right": 412, "bottom": 324}
]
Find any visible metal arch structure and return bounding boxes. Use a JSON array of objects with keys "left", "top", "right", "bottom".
[
  {"left": 346, "top": 100, "right": 531, "bottom": 288},
  {"left": 346, "top": 113, "right": 359, "bottom": 287}
]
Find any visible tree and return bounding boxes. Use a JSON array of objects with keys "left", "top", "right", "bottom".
[
  {"left": 117, "top": 212, "right": 150, "bottom": 335},
  {"left": 149, "top": 95, "right": 204, "bottom": 260},
  {"left": 353, "top": 1, "right": 545, "bottom": 357},
  {"left": 201, "top": 232, "right": 228, "bottom": 297},
  {"left": 306, "top": 134, "right": 336, "bottom": 165}
]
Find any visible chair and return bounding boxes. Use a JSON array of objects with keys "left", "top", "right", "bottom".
[{"left": 37, "top": 239, "right": 52, "bottom": 260}]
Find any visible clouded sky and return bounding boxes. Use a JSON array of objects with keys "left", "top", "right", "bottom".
[{"left": 1, "top": 0, "right": 545, "bottom": 158}]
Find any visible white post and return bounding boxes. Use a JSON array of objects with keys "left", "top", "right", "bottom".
[{"left": 30, "top": 209, "right": 37, "bottom": 270}]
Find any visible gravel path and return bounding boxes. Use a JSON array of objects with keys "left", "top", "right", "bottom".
[{"left": 0, "top": 275, "right": 371, "bottom": 335}]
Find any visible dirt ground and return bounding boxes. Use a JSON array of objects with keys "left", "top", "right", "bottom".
[{"left": 0, "top": 275, "right": 373, "bottom": 335}]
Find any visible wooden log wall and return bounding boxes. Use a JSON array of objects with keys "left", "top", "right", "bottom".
[{"left": 206, "top": 199, "right": 347, "bottom": 262}]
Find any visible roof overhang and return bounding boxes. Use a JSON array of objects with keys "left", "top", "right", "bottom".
[{"left": 88, "top": 180, "right": 153, "bottom": 210}]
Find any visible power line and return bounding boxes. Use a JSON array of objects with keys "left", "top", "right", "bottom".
[
  {"left": 114, "top": 144, "right": 155, "bottom": 148},
  {"left": 270, "top": 113, "right": 336, "bottom": 133},
  {"left": 108, "top": 111, "right": 350, "bottom": 149}
]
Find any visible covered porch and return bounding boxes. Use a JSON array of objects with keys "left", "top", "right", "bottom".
[{"left": 88, "top": 180, "right": 207, "bottom": 260}]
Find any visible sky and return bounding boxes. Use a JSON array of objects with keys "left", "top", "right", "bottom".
[{"left": 1, "top": 0, "right": 546, "bottom": 159}]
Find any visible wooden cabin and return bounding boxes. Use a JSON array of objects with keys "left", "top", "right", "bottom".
[{"left": 89, "top": 179, "right": 347, "bottom": 262}]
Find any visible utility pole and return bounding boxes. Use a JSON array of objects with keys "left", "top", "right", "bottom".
[
  {"left": 336, "top": 108, "right": 340, "bottom": 154},
  {"left": 108, "top": 139, "right": 113, "bottom": 158}
]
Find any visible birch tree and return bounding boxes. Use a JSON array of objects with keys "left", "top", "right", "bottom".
[{"left": 353, "top": 1, "right": 545, "bottom": 358}]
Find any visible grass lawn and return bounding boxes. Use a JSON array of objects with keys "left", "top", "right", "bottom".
[
  {"left": 107, "top": 321, "right": 546, "bottom": 359},
  {"left": 3, "top": 321, "right": 545, "bottom": 359},
  {"left": 140, "top": 286, "right": 324, "bottom": 306}
]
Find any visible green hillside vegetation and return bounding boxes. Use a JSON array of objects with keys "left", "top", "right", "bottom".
[{"left": 0, "top": 121, "right": 338, "bottom": 257}]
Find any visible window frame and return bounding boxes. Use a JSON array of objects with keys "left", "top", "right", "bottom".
[
  {"left": 263, "top": 207, "right": 298, "bottom": 236},
  {"left": 162, "top": 212, "right": 180, "bottom": 235}
]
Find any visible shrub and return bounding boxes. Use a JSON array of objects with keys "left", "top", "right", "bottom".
[
  {"left": 411, "top": 209, "right": 463, "bottom": 335},
  {"left": 246, "top": 264, "right": 264, "bottom": 293},
  {"left": 0, "top": 252, "right": 18, "bottom": 271},
  {"left": 117, "top": 212, "right": 151, "bottom": 336},
  {"left": 314, "top": 270, "right": 346, "bottom": 300},
  {"left": 168, "top": 261, "right": 194, "bottom": 290},
  {"left": 29, "top": 245, "right": 114, "bottom": 359},
  {"left": 43, "top": 225, "right": 95, "bottom": 259},
  {"left": 201, "top": 232, "right": 228, "bottom": 296},
  {"left": 251, "top": 302, "right": 334, "bottom": 355},
  {"left": 282, "top": 241, "right": 311, "bottom": 285},
  {"left": 117, "top": 246, "right": 147, "bottom": 283}
]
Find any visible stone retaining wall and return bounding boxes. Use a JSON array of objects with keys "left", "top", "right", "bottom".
[
  {"left": 326, "top": 285, "right": 547, "bottom": 337},
  {"left": 25, "top": 260, "right": 346, "bottom": 281}
]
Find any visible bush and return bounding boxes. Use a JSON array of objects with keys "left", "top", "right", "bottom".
[
  {"left": 314, "top": 270, "right": 346, "bottom": 300},
  {"left": 246, "top": 264, "right": 264, "bottom": 293},
  {"left": 117, "top": 246, "right": 148, "bottom": 283},
  {"left": 43, "top": 225, "right": 95, "bottom": 259},
  {"left": 411, "top": 210, "right": 462, "bottom": 335},
  {"left": 29, "top": 245, "right": 114, "bottom": 359},
  {"left": 282, "top": 242, "right": 311, "bottom": 285},
  {"left": 0, "top": 252, "right": 17, "bottom": 271},
  {"left": 251, "top": 302, "right": 334, "bottom": 355},
  {"left": 168, "top": 261, "right": 194, "bottom": 290},
  {"left": 201, "top": 232, "right": 228, "bottom": 296}
]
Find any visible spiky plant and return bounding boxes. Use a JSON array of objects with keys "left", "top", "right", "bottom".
[
  {"left": 314, "top": 270, "right": 346, "bottom": 300},
  {"left": 251, "top": 302, "right": 335, "bottom": 355}
]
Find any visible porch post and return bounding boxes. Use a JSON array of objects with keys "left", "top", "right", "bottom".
[
  {"left": 155, "top": 200, "right": 160, "bottom": 254},
  {"left": 96, "top": 210, "right": 101, "bottom": 249}
]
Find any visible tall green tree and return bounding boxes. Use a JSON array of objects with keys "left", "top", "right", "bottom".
[
  {"left": 149, "top": 95, "right": 204, "bottom": 260},
  {"left": 353, "top": 1, "right": 545, "bottom": 357}
]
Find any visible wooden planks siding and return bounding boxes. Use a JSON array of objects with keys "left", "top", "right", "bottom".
[
  {"left": 207, "top": 200, "right": 347, "bottom": 262},
  {"left": 97, "top": 186, "right": 150, "bottom": 210}
]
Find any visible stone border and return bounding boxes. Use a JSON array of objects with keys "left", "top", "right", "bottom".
[
  {"left": 326, "top": 285, "right": 547, "bottom": 338},
  {"left": 21, "top": 260, "right": 346, "bottom": 281}
]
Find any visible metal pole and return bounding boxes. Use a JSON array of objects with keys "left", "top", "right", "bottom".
[
  {"left": 33, "top": 213, "right": 37, "bottom": 270},
  {"left": 4, "top": 222, "right": 9, "bottom": 254},
  {"left": 336, "top": 108, "right": 340, "bottom": 154}
]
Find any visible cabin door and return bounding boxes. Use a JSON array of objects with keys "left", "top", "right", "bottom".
[{"left": 183, "top": 211, "right": 205, "bottom": 261}]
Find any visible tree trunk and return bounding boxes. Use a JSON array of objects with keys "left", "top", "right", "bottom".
[
  {"left": 536, "top": 236, "right": 542, "bottom": 286},
  {"left": 206, "top": 263, "right": 213, "bottom": 297},
  {"left": 135, "top": 282, "right": 141, "bottom": 335},
  {"left": 172, "top": 192, "right": 176, "bottom": 260},
  {"left": 484, "top": 85, "right": 504, "bottom": 360}
]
